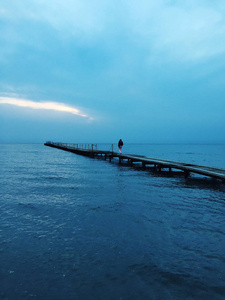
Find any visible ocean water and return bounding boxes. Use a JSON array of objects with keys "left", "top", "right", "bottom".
[{"left": 0, "top": 143, "right": 225, "bottom": 300}]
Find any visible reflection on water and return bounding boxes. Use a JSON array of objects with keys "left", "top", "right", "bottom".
[{"left": 0, "top": 144, "right": 225, "bottom": 299}]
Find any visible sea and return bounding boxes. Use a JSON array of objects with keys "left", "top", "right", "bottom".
[{"left": 0, "top": 143, "right": 225, "bottom": 300}]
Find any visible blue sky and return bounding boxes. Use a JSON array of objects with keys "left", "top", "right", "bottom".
[{"left": 0, "top": 0, "right": 225, "bottom": 144}]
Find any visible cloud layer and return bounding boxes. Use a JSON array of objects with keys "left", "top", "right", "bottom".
[
  {"left": 0, "top": 97, "right": 89, "bottom": 118},
  {"left": 0, "top": 0, "right": 225, "bottom": 143},
  {"left": 1, "top": 0, "right": 225, "bottom": 62}
]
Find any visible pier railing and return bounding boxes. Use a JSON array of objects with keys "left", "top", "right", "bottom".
[{"left": 45, "top": 141, "right": 98, "bottom": 151}]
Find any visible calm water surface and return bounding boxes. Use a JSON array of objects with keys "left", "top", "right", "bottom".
[{"left": 0, "top": 144, "right": 225, "bottom": 299}]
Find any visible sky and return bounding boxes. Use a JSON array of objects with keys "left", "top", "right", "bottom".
[{"left": 0, "top": 0, "right": 225, "bottom": 144}]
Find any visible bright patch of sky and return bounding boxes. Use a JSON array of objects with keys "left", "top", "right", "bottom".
[
  {"left": 0, "top": 0, "right": 225, "bottom": 143},
  {"left": 0, "top": 97, "right": 89, "bottom": 118}
]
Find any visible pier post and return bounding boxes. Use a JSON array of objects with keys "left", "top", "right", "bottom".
[
  {"left": 184, "top": 170, "right": 190, "bottom": 178},
  {"left": 127, "top": 159, "right": 132, "bottom": 165}
]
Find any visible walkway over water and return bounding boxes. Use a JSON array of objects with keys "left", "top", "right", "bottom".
[{"left": 44, "top": 142, "right": 225, "bottom": 182}]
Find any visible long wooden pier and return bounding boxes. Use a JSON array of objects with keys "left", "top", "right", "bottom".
[{"left": 44, "top": 142, "right": 225, "bottom": 182}]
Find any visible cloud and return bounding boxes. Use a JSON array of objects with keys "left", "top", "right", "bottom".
[
  {"left": 0, "top": 96, "right": 90, "bottom": 118},
  {"left": 1, "top": 0, "right": 225, "bottom": 63},
  {"left": 0, "top": 0, "right": 109, "bottom": 42},
  {"left": 1, "top": 0, "right": 225, "bottom": 65},
  {"left": 126, "top": 0, "right": 225, "bottom": 62}
]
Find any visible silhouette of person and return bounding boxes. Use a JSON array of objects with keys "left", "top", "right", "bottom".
[{"left": 118, "top": 139, "right": 123, "bottom": 154}]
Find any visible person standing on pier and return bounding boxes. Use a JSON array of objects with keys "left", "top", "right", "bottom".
[{"left": 118, "top": 139, "right": 123, "bottom": 154}]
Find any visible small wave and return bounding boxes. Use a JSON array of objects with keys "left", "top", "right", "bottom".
[
  {"left": 43, "top": 176, "right": 65, "bottom": 180},
  {"left": 18, "top": 203, "right": 37, "bottom": 209}
]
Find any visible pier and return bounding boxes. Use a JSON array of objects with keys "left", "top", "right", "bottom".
[{"left": 44, "top": 142, "right": 225, "bottom": 182}]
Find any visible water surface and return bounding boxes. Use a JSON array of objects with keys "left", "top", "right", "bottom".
[{"left": 0, "top": 144, "right": 225, "bottom": 299}]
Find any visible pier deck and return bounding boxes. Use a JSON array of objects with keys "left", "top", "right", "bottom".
[{"left": 44, "top": 142, "right": 225, "bottom": 181}]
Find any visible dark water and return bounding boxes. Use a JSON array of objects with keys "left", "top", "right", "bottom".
[{"left": 0, "top": 144, "right": 225, "bottom": 300}]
